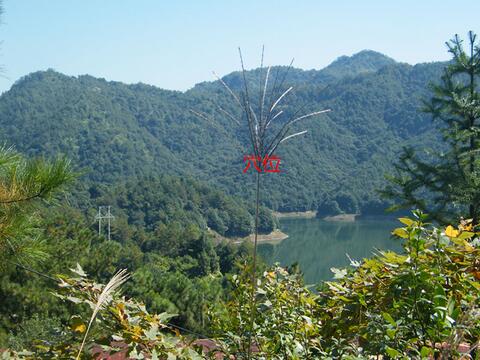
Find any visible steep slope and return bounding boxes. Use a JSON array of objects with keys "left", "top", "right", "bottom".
[{"left": 0, "top": 52, "right": 447, "bottom": 214}]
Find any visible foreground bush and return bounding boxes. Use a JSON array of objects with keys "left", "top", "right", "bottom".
[
  {"left": 210, "top": 265, "right": 322, "bottom": 359},
  {"left": 211, "top": 212, "right": 480, "bottom": 359},
  {"left": 317, "top": 211, "right": 480, "bottom": 358},
  {"left": 2, "top": 265, "right": 204, "bottom": 359},
  {"left": 5, "top": 212, "right": 480, "bottom": 359}
]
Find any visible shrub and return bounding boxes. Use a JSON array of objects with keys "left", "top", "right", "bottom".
[
  {"left": 210, "top": 264, "right": 323, "bottom": 359},
  {"left": 11, "top": 265, "right": 205, "bottom": 359},
  {"left": 317, "top": 211, "right": 480, "bottom": 358}
]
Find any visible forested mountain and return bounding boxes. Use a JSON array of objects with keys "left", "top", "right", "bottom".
[
  {"left": 90, "top": 175, "right": 275, "bottom": 237},
  {"left": 0, "top": 51, "right": 447, "bottom": 214}
]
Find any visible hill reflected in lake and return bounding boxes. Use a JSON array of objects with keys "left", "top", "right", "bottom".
[{"left": 258, "top": 217, "right": 402, "bottom": 284}]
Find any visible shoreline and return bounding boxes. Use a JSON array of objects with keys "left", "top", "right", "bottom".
[
  {"left": 209, "top": 228, "right": 289, "bottom": 245},
  {"left": 239, "top": 229, "right": 289, "bottom": 244},
  {"left": 274, "top": 210, "right": 317, "bottom": 219},
  {"left": 323, "top": 213, "right": 358, "bottom": 222},
  {"left": 274, "top": 210, "right": 360, "bottom": 222}
]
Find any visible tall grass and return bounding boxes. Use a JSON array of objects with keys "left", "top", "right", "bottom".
[
  {"left": 76, "top": 269, "right": 130, "bottom": 360},
  {"left": 213, "top": 47, "right": 331, "bottom": 358}
]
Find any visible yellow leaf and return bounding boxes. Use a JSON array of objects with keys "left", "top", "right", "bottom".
[
  {"left": 133, "top": 325, "right": 142, "bottom": 336},
  {"left": 398, "top": 217, "right": 414, "bottom": 227},
  {"left": 392, "top": 228, "right": 408, "bottom": 239},
  {"left": 72, "top": 323, "right": 86, "bottom": 333},
  {"left": 445, "top": 225, "right": 460, "bottom": 238},
  {"left": 70, "top": 315, "right": 86, "bottom": 333},
  {"left": 460, "top": 218, "right": 473, "bottom": 231}
]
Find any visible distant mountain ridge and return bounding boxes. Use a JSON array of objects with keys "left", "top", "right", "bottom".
[
  {"left": 0, "top": 51, "right": 447, "bottom": 214},
  {"left": 192, "top": 49, "right": 398, "bottom": 91},
  {"left": 313, "top": 50, "right": 397, "bottom": 82}
]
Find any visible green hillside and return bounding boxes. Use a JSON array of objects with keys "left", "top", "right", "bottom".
[{"left": 0, "top": 51, "right": 447, "bottom": 214}]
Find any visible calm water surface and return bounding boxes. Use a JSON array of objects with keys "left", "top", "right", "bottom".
[{"left": 258, "top": 217, "right": 402, "bottom": 284}]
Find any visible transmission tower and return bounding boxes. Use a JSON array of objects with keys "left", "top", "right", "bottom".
[{"left": 95, "top": 206, "right": 115, "bottom": 240}]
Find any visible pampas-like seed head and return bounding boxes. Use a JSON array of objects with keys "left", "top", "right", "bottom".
[{"left": 76, "top": 268, "right": 130, "bottom": 360}]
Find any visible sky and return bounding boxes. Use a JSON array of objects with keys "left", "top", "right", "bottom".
[{"left": 0, "top": 0, "right": 479, "bottom": 93}]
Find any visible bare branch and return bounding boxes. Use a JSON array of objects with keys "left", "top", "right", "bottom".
[
  {"left": 216, "top": 105, "right": 241, "bottom": 125},
  {"left": 288, "top": 109, "right": 332, "bottom": 126},
  {"left": 270, "top": 86, "right": 293, "bottom": 113},
  {"left": 265, "top": 110, "right": 283, "bottom": 129},
  {"left": 189, "top": 109, "right": 213, "bottom": 123},
  {"left": 260, "top": 66, "right": 271, "bottom": 127},
  {"left": 280, "top": 130, "right": 308, "bottom": 144},
  {"left": 212, "top": 71, "right": 242, "bottom": 107}
]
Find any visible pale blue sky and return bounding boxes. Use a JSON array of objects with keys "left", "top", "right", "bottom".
[{"left": 0, "top": 0, "right": 479, "bottom": 93}]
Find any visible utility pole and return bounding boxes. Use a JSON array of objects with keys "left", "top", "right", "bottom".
[
  {"left": 107, "top": 206, "right": 112, "bottom": 241},
  {"left": 95, "top": 206, "right": 115, "bottom": 240},
  {"left": 96, "top": 207, "right": 101, "bottom": 236}
]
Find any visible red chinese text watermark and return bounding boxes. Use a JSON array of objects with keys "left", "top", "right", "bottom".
[{"left": 243, "top": 154, "right": 281, "bottom": 173}]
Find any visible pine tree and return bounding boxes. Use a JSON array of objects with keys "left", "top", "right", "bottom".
[
  {"left": 382, "top": 31, "right": 480, "bottom": 224},
  {"left": 0, "top": 146, "right": 75, "bottom": 265}
]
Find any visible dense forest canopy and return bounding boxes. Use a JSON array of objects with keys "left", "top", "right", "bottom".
[
  {"left": 90, "top": 175, "right": 276, "bottom": 237},
  {"left": 0, "top": 50, "right": 446, "bottom": 214}
]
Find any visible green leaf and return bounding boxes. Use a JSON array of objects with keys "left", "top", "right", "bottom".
[
  {"left": 144, "top": 324, "right": 159, "bottom": 340},
  {"left": 129, "top": 348, "right": 145, "bottom": 359},
  {"left": 358, "top": 294, "right": 367, "bottom": 307},
  {"left": 66, "top": 296, "right": 83, "bottom": 304},
  {"left": 420, "top": 346, "right": 432, "bottom": 358},
  {"left": 158, "top": 312, "right": 177, "bottom": 323},
  {"left": 70, "top": 263, "right": 87, "bottom": 277},
  {"left": 331, "top": 267, "right": 347, "bottom": 279},
  {"left": 256, "top": 287, "right": 267, "bottom": 295},
  {"left": 446, "top": 315, "right": 455, "bottom": 325},
  {"left": 447, "top": 297, "right": 456, "bottom": 316},
  {"left": 382, "top": 312, "right": 396, "bottom": 326},
  {"left": 386, "top": 346, "right": 401, "bottom": 358},
  {"left": 386, "top": 328, "right": 396, "bottom": 339},
  {"left": 457, "top": 231, "right": 475, "bottom": 240}
]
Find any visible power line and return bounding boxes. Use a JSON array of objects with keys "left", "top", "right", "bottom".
[
  {"left": 8, "top": 260, "right": 57, "bottom": 282},
  {"left": 167, "top": 323, "right": 213, "bottom": 340}
]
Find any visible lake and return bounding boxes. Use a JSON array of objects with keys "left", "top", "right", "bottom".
[{"left": 258, "top": 217, "right": 403, "bottom": 284}]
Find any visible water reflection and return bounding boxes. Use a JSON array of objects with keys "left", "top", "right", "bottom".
[{"left": 258, "top": 217, "right": 402, "bottom": 284}]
